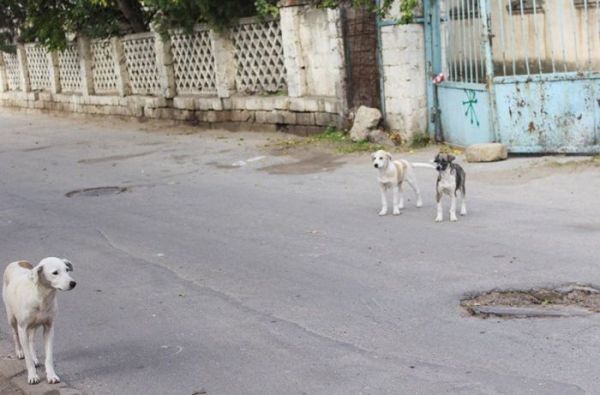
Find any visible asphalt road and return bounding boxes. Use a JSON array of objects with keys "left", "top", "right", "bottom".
[{"left": 0, "top": 109, "right": 599, "bottom": 395}]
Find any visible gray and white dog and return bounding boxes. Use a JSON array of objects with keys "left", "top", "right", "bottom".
[{"left": 434, "top": 153, "right": 466, "bottom": 222}]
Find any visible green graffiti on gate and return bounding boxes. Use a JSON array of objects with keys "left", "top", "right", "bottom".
[{"left": 462, "top": 89, "right": 480, "bottom": 127}]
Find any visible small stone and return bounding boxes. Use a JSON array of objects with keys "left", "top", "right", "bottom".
[{"left": 465, "top": 143, "right": 508, "bottom": 162}]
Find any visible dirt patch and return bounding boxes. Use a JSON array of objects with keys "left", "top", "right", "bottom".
[
  {"left": 471, "top": 156, "right": 600, "bottom": 185},
  {"left": 462, "top": 284, "right": 600, "bottom": 318},
  {"left": 260, "top": 152, "right": 345, "bottom": 175},
  {"left": 66, "top": 186, "right": 128, "bottom": 198}
]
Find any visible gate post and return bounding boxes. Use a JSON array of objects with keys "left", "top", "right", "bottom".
[
  {"left": 424, "top": 0, "right": 443, "bottom": 141},
  {"left": 479, "top": 0, "right": 498, "bottom": 142}
]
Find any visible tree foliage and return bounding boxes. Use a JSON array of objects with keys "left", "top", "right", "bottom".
[{"left": 0, "top": 0, "right": 410, "bottom": 52}]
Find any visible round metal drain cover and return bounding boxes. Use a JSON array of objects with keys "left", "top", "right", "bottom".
[
  {"left": 66, "top": 186, "right": 127, "bottom": 198},
  {"left": 461, "top": 284, "right": 600, "bottom": 318}
]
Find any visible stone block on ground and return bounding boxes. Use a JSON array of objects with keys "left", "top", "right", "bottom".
[
  {"left": 368, "top": 129, "right": 395, "bottom": 146},
  {"left": 349, "top": 106, "right": 381, "bottom": 141},
  {"left": 465, "top": 143, "right": 508, "bottom": 162}
]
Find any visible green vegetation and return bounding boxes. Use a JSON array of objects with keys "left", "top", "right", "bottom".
[
  {"left": 398, "top": 0, "right": 419, "bottom": 24},
  {"left": 408, "top": 131, "right": 431, "bottom": 149},
  {"left": 0, "top": 0, "right": 415, "bottom": 52}
]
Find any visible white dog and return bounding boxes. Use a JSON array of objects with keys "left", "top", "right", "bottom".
[
  {"left": 2, "top": 257, "right": 76, "bottom": 384},
  {"left": 371, "top": 150, "right": 424, "bottom": 215}
]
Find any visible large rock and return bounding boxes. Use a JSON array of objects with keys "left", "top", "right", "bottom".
[
  {"left": 466, "top": 143, "right": 508, "bottom": 162},
  {"left": 368, "top": 129, "right": 394, "bottom": 146},
  {"left": 349, "top": 106, "right": 382, "bottom": 142}
]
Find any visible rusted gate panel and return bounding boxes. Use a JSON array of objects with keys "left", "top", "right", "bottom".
[{"left": 341, "top": 6, "right": 381, "bottom": 110}]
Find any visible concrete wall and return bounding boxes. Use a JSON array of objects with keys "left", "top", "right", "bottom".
[
  {"left": 0, "top": 6, "right": 347, "bottom": 134},
  {"left": 380, "top": 23, "right": 428, "bottom": 136}
]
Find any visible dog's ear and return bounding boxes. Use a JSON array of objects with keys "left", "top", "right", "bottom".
[
  {"left": 448, "top": 154, "right": 456, "bottom": 162},
  {"left": 385, "top": 152, "right": 392, "bottom": 161},
  {"left": 434, "top": 153, "right": 440, "bottom": 163},
  {"left": 62, "top": 259, "right": 73, "bottom": 272},
  {"left": 371, "top": 153, "right": 375, "bottom": 160},
  {"left": 29, "top": 265, "right": 43, "bottom": 285}
]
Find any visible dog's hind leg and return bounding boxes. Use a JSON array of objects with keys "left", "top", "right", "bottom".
[
  {"left": 460, "top": 190, "right": 467, "bottom": 216},
  {"left": 9, "top": 316, "right": 24, "bottom": 359},
  {"left": 43, "top": 323, "right": 60, "bottom": 384},
  {"left": 17, "top": 325, "right": 39, "bottom": 384},
  {"left": 405, "top": 177, "right": 423, "bottom": 208},
  {"left": 393, "top": 184, "right": 403, "bottom": 214},
  {"left": 27, "top": 327, "right": 40, "bottom": 367}
]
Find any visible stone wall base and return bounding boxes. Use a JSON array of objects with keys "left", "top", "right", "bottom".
[{"left": 0, "top": 92, "right": 343, "bottom": 134}]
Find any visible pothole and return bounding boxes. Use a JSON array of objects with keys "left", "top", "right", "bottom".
[
  {"left": 65, "top": 186, "right": 128, "bottom": 198},
  {"left": 461, "top": 284, "right": 600, "bottom": 318}
]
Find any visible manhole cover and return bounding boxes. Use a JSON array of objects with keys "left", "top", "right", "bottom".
[
  {"left": 65, "top": 186, "right": 127, "bottom": 198},
  {"left": 461, "top": 284, "right": 600, "bottom": 318}
]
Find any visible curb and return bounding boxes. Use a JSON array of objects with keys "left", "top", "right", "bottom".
[{"left": 0, "top": 357, "right": 81, "bottom": 395}]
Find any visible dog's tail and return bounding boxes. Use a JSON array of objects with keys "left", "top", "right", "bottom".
[{"left": 411, "top": 162, "right": 436, "bottom": 169}]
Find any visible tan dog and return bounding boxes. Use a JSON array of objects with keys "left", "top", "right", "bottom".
[{"left": 371, "top": 150, "right": 423, "bottom": 215}]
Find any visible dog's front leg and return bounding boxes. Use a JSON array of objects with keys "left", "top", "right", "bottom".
[
  {"left": 27, "top": 327, "right": 40, "bottom": 367},
  {"left": 435, "top": 191, "right": 443, "bottom": 222},
  {"left": 450, "top": 193, "right": 458, "bottom": 222},
  {"left": 17, "top": 325, "right": 39, "bottom": 384},
  {"left": 378, "top": 185, "right": 388, "bottom": 216},
  {"left": 43, "top": 323, "right": 60, "bottom": 384},
  {"left": 393, "top": 184, "right": 402, "bottom": 215}
]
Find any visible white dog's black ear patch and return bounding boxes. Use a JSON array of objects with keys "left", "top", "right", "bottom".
[{"left": 62, "top": 259, "right": 73, "bottom": 272}]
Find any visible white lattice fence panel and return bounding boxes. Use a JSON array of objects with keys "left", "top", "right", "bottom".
[
  {"left": 58, "top": 45, "right": 81, "bottom": 93},
  {"left": 171, "top": 29, "right": 216, "bottom": 94},
  {"left": 2, "top": 52, "right": 21, "bottom": 91},
  {"left": 232, "top": 19, "right": 287, "bottom": 93},
  {"left": 25, "top": 45, "right": 50, "bottom": 91},
  {"left": 122, "top": 34, "right": 161, "bottom": 95},
  {"left": 91, "top": 39, "right": 118, "bottom": 94}
]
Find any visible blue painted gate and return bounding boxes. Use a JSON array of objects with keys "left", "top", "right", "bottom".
[{"left": 425, "top": 0, "right": 600, "bottom": 154}]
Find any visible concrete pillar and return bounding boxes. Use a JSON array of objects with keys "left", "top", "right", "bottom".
[
  {"left": 16, "top": 44, "right": 31, "bottom": 92},
  {"left": 111, "top": 37, "right": 130, "bottom": 97},
  {"left": 0, "top": 53, "right": 7, "bottom": 92},
  {"left": 78, "top": 36, "right": 95, "bottom": 96},
  {"left": 326, "top": 8, "right": 348, "bottom": 119},
  {"left": 210, "top": 30, "right": 237, "bottom": 98},
  {"left": 154, "top": 33, "right": 176, "bottom": 98},
  {"left": 280, "top": 6, "right": 307, "bottom": 97},
  {"left": 47, "top": 51, "right": 61, "bottom": 94}
]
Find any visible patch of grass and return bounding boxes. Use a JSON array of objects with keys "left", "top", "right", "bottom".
[
  {"left": 313, "top": 126, "right": 384, "bottom": 153},
  {"left": 409, "top": 131, "right": 431, "bottom": 149},
  {"left": 543, "top": 155, "right": 600, "bottom": 169}
]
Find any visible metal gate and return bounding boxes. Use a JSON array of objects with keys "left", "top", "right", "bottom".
[{"left": 426, "top": 0, "right": 600, "bottom": 153}]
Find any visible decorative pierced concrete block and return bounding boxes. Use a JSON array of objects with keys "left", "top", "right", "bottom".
[
  {"left": 122, "top": 34, "right": 161, "bottom": 96},
  {"left": 2, "top": 52, "right": 21, "bottom": 91},
  {"left": 91, "top": 39, "right": 118, "bottom": 94},
  {"left": 25, "top": 45, "right": 50, "bottom": 91},
  {"left": 232, "top": 19, "right": 287, "bottom": 93},
  {"left": 171, "top": 29, "right": 217, "bottom": 94},
  {"left": 58, "top": 45, "right": 82, "bottom": 93}
]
